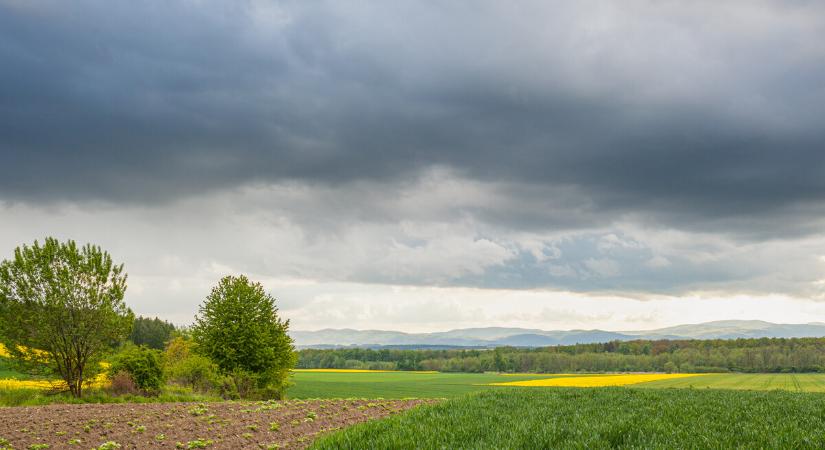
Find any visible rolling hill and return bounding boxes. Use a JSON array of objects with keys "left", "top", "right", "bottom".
[{"left": 291, "top": 320, "right": 825, "bottom": 348}]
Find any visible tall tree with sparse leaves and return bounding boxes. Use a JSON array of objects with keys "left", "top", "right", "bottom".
[
  {"left": 0, "top": 238, "right": 134, "bottom": 397},
  {"left": 192, "top": 275, "right": 296, "bottom": 398}
]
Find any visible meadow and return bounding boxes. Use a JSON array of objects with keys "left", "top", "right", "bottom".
[{"left": 311, "top": 388, "right": 825, "bottom": 449}]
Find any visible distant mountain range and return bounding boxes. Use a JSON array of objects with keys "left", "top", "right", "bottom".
[{"left": 290, "top": 320, "right": 825, "bottom": 349}]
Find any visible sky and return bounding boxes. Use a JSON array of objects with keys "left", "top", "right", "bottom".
[{"left": 2, "top": 0, "right": 825, "bottom": 332}]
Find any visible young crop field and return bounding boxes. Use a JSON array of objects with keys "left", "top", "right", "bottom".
[
  {"left": 286, "top": 370, "right": 825, "bottom": 398},
  {"left": 286, "top": 370, "right": 588, "bottom": 398},
  {"left": 311, "top": 387, "right": 825, "bottom": 449},
  {"left": 634, "top": 372, "right": 825, "bottom": 392},
  {"left": 0, "top": 398, "right": 434, "bottom": 449}
]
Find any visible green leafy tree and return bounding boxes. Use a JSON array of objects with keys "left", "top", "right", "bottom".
[
  {"left": 109, "top": 344, "right": 165, "bottom": 395},
  {"left": 494, "top": 348, "right": 507, "bottom": 372},
  {"left": 130, "top": 316, "right": 176, "bottom": 350},
  {"left": 191, "top": 275, "right": 296, "bottom": 398},
  {"left": 0, "top": 238, "right": 134, "bottom": 397}
]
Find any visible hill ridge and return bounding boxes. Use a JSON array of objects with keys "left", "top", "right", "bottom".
[{"left": 291, "top": 320, "right": 825, "bottom": 348}]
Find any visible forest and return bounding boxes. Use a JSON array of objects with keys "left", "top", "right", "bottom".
[{"left": 297, "top": 337, "right": 825, "bottom": 373}]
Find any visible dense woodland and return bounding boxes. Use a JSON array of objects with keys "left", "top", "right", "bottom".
[{"left": 297, "top": 338, "right": 825, "bottom": 373}]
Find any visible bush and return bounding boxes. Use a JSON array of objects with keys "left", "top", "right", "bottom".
[
  {"left": 164, "top": 338, "right": 220, "bottom": 393},
  {"left": 217, "top": 368, "right": 286, "bottom": 400},
  {"left": 219, "top": 369, "right": 257, "bottom": 400},
  {"left": 173, "top": 355, "right": 220, "bottom": 392},
  {"left": 106, "top": 371, "right": 141, "bottom": 396},
  {"left": 109, "top": 345, "right": 164, "bottom": 395}
]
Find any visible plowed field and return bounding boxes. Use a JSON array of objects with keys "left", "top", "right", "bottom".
[{"left": 0, "top": 398, "right": 435, "bottom": 449}]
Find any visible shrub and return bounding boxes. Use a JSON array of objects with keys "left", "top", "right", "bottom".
[
  {"left": 164, "top": 337, "right": 220, "bottom": 393},
  {"left": 219, "top": 369, "right": 259, "bottom": 400},
  {"left": 106, "top": 371, "right": 141, "bottom": 396},
  {"left": 109, "top": 345, "right": 164, "bottom": 395},
  {"left": 169, "top": 354, "right": 220, "bottom": 393}
]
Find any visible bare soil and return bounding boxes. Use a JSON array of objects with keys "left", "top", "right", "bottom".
[{"left": 0, "top": 398, "right": 435, "bottom": 449}]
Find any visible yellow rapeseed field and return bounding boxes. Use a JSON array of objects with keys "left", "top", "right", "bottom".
[
  {"left": 0, "top": 379, "right": 62, "bottom": 390},
  {"left": 1, "top": 343, "right": 111, "bottom": 390},
  {"left": 489, "top": 373, "right": 703, "bottom": 387},
  {"left": 292, "top": 369, "right": 439, "bottom": 374},
  {"left": 499, "top": 373, "right": 588, "bottom": 377},
  {"left": 0, "top": 372, "right": 109, "bottom": 391}
]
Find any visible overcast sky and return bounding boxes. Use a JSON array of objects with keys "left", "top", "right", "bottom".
[{"left": 2, "top": 0, "right": 825, "bottom": 332}]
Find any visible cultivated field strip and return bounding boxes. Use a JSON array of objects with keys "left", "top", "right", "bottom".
[
  {"left": 0, "top": 399, "right": 435, "bottom": 449},
  {"left": 634, "top": 373, "right": 825, "bottom": 392}
]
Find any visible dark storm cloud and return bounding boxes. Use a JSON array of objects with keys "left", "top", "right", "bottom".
[{"left": 2, "top": 0, "right": 825, "bottom": 238}]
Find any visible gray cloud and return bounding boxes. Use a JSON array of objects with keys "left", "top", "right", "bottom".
[
  {"left": 2, "top": 0, "right": 825, "bottom": 307},
  {"left": 2, "top": 1, "right": 825, "bottom": 238}
]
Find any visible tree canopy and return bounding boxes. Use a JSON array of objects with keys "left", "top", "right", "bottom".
[
  {"left": 298, "top": 337, "right": 825, "bottom": 374},
  {"left": 0, "top": 238, "right": 134, "bottom": 396},
  {"left": 130, "top": 316, "right": 176, "bottom": 350},
  {"left": 191, "top": 275, "right": 295, "bottom": 397}
]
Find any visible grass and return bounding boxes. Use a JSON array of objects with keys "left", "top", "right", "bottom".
[
  {"left": 311, "top": 387, "right": 825, "bottom": 449},
  {"left": 0, "top": 386, "right": 221, "bottom": 407},
  {"left": 286, "top": 371, "right": 586, "bottom": 398},
  {"left": 0, "top": 358, "right": 32, "bottom": 380},
  {"left": 287, "top": 370, "right": 825, "bottom": 398},
  {"left": 634, "top": 372, "right": 825, "bottom": 392}
]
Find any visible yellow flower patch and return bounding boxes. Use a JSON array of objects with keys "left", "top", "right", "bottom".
[
  {"left": 0, "top": 352, "right": 111, "bottom": 390},
  {"left": 292, "top": 369, "right": 439, "bottom": 374},
  {"left": 490, "top": 373, "right": 704, "bottom": 387},
  {"left": 0, "top": 343, "right": 49, "bottom": 360},
  {"left": 0, "top": 379, "right": 65, "bottom": 390},
  {"left": 0, "top": 374, "right": 109, "bottom": 391},
  {"left": 499, "top": 373, "right": 589, "bottom": 377}
]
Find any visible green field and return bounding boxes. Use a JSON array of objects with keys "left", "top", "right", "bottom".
[
  {"left": 636, "top": 372, "right": 825, "bottom": 392},
  {"left": 286, "top": 371, "right": 580, "bottom": 398},
  {"left": 0, "top": 359, "right": 24, "bottom": 380},
  {"left": 311, "top": 387, "right": 825, "bottom": 449},
  {"left": 287, "top": 371, "right": 825, "bottom": 398}
]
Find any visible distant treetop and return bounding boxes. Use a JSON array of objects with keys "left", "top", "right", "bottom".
[{"left": 130, "top": 316, "right": 176, "bottom": 350}]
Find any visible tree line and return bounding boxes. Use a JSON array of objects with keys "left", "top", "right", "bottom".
[
  {"left": 298, "top": 338, "right": 825, "bottom": 373},
  {"left": 0, "top": 237, "right": 296, "bottom": 398}
]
